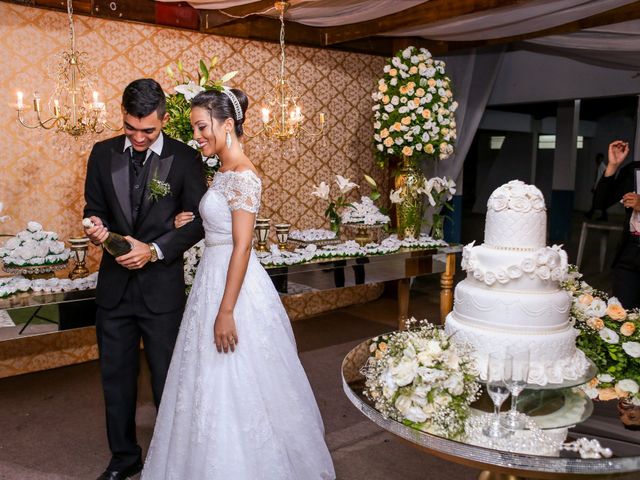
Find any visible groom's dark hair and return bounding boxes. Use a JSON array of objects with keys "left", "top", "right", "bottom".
[{"left": 122, "top": 78, "right": 166, "bottom": 118}]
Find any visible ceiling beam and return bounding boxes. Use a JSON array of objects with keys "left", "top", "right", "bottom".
[
  {"left": 447, "top": 0, "right": 640, "bottom": 49},
  {"left": 200, "top": 0, "right": 275, "bottom": 28},
  {"left": 321, "top": 0, "right": 531, "bottom": 46}
]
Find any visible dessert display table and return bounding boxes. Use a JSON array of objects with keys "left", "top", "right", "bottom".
[
  {"left": 342, "top": 340, "right": 640, "bottom": 480},
  {"left": 0, "top": 245, "right": 460, "bottom": 377}
]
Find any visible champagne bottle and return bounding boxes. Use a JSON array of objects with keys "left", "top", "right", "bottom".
[{"left": 82, "top": 218, "right": 133, "bottom": 257}]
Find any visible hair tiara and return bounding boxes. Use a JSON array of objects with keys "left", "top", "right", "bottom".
[{"left": 222, "top": 87, "right": 243, "bottom": 122}]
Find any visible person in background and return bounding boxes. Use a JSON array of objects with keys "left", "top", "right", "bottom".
[
  {"left": 585, "top": 152, "right": 609, "bottom": 221},
  {"left": 594, "top": 140, "right": 640, "bottom": 309}
]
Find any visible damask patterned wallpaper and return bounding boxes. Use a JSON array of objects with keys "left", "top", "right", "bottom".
[{"left": 0, "top": 3, "right": 388, "bottom": 269}]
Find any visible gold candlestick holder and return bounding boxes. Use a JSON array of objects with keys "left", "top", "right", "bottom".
[
  {"left": 68, "top": 236, "right": 90, "bottom": 279},
  {"left": 254, "top": 218, "right": 270, "bottom": 252},
  {"left": 275, "top": 223, "right": 291, "bottom": 250}
]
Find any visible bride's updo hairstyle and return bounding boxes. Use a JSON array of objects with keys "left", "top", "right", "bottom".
[{"left": 191, "top": 88, "right": 249, "bottom": 138}]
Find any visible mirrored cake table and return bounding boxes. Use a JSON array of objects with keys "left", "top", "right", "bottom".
[{"left": 342, "top": 340, "right": 640, "bottom": 480}]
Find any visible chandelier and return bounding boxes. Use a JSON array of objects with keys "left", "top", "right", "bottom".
[
  {"left": 248, "top": 1, "right": 324, "bottom": 141},
  {"left": 15, "top": 0, "right": 119, "bottom": 138}
]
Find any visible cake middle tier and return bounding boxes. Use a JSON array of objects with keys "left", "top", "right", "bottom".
[{"left": 452, "top": 279, "right": 572, "bottom": 332}]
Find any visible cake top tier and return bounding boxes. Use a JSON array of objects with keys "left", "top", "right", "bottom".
[{"left": 484, "top": 180, "right": 547, "bottom": 249}]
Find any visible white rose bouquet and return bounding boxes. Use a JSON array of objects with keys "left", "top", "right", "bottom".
[
  {"left": 362, "top": 319, "right": 480, "bottom": 439},
  {"left": 372, "top": 46, "right": 457, "bottom": 165},
  {"left": 164, "top": 57, "right": 237, "bottom": 179},
  {"left": 562, "top": 267, "right": 640, "bottom": 403}
]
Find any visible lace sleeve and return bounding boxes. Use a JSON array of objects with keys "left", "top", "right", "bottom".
[{"left": 224, "top": 171, "right": 262, "bottom": 214}]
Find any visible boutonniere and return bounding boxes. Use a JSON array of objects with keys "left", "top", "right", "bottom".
[{"left": 148, "top": 172, "right": 171, "bottom": 202}]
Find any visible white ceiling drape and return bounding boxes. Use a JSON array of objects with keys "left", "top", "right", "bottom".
[
  {"left": 384, "top": 0, "right": 637, "bottom": 41},
  {"left": 523, "top": 19, "right": 640, "bottom": 70},
  {"left": 155, "top": 0, "right": 427, "bottom": 26},
  {"left": 154, "top": 0, "right": 640, "bottom": 69}
]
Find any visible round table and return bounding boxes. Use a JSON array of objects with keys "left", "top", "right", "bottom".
[{"left": 342, "top": 340, "right": 640, "bottom": 480}]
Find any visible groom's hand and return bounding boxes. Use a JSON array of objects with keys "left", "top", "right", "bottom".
[{"left": 116, "top": 236, "right": 152, "bottom": 270}]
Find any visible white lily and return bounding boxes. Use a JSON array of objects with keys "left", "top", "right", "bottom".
[
  {"left": 335, "top": 175, "right": 359, "bottom": 195},
  {"left": 418, "top": 179, "right": 436, "bottom": 206},
  {"left": 444, "top": 177, "right": 457, "bottom": 196},
  {"left": 389, "top": 189, "right": 404, "bottom": 204},
  {"left": 174, "top": 81, "right": 205, "bottom": 101},
  {"left": 311, "top": 182, "right": 330, "bottom": 200}
]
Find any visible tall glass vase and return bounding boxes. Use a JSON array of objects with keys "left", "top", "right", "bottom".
[
  {"left": 430, "top": 213, "right": 445, "bottom": 240},
  {"left": 395, "top": 155, "right": 425, "bottom": 240}
]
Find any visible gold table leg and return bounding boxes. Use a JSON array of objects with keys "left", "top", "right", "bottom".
[{"left": 440, "top": 252, "right": 456, "bottom": 323}]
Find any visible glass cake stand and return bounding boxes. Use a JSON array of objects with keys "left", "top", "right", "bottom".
[{"left": 342, "top": 339, "right": 640, "bottom": 479}]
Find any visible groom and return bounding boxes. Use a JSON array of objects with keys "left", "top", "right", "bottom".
[{"left": 83, "top": 78, "right": 207, "bottom": 480}]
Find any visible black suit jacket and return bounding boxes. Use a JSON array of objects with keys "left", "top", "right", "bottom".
[
  {"left": 594, "top": 161, "right": 640, "bottom": 267},
  {"left": 83, "top": 134, "right": 207, "bottom": 313}
]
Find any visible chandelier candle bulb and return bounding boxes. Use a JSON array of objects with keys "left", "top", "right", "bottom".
[
  {"left": 53, "top": 100, "right": 60, "bottom": 117},
  {"left": 92, "top": 91, "right": 99, "bottom": 109},
  {"left": 81, "top": 218, "right": 132, "bottom": 258},
  {"left": 319, "top": 113, "right": 325, "bottom": 124},
  {"left": 16, "top": 91, "right": 23, "bottom": 110},
  {"left": 33, "top": 93, "right": 41, "bottom": 113},
  {"left": 261, "top": 108, "right": 270, "bottom": 123}
]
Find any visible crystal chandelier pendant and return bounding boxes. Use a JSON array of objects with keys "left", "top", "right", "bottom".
[
  {"left": 15, "top": 0, "right": 120, "bottom": 138},
  {"left": 245, "top": 1, "right": 325, "bottom": 142}
]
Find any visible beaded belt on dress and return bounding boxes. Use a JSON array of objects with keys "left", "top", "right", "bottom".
[{"left": 204, "top": 240, "right": 233, "bottom": 247}]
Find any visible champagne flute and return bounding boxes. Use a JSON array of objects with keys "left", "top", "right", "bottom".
[
  {"left": 501, "top": 348, "right": 530, "bottom": 430},
  {"left": 483, "top": 352, "right": 513, "bottom": 438}
]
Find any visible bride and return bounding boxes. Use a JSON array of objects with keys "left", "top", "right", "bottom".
[{"left": 141, "top": 87, "right": 335, "bottom": 479}]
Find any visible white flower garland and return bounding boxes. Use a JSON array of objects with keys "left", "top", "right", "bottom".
[{"left": 461, "top": 242, "right": 568, "bottom": 286}]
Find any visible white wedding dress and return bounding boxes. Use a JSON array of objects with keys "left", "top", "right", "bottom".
[{"left": 141, "top": 170, "right": 335, "bottom": 480}]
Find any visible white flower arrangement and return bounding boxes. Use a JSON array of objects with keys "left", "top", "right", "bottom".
[
  {"left": 373, "top": 46, "right": 457, "bottom": 164},
  {"left": 362, "top": 319, "right": 480, "bottom": 439},
  {"left": 311, "top": 175, "right": 360, "bottom": 233},
  {"left": 0, "top": 222, "right": 70, "bottom": 267},
  {"left": 389, "top": 176, "right": 456, "bottom": 210},
  {"left": 256, "top": 235, "right": 448, "bottom": 267},
  {"left": 341, "top": 197, "right": 390, "bottom": 226}
]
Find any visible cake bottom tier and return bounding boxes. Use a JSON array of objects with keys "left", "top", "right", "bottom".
[{"left": 445, "top": 313, "right": 591, "bottom": 386}]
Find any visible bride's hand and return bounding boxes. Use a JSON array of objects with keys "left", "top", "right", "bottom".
[
  {"left": 214, "top": 310, "right": 238, "bottom": 353},
  {"left": 174, "top": 211, "right": 195, "bottom": 229}
]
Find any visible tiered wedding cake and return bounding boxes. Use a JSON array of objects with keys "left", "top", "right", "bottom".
[{"left": 445, "top": 180, "right": 590, "bottom": 385}]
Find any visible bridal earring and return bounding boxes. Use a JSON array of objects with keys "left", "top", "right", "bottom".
[{"left": 225, "top": 131, "right": 232, "bottom": 150}]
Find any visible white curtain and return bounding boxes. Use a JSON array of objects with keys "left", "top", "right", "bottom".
[
  {"left": 524, "top": 19, "right": 640, "bottom": 70},
  {"left": 426, "top": 47, "right": 505, "bottom": 187},
  {"left": 154, "top": 0, "right": 427, "bottom": 26},
  {"left": 158, "top": 0, "right": 638, "bottom": 35}
]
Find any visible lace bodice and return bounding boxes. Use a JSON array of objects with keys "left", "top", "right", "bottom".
[{"left": 200, "top": 170, "right": 262, "bottom": 243}]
